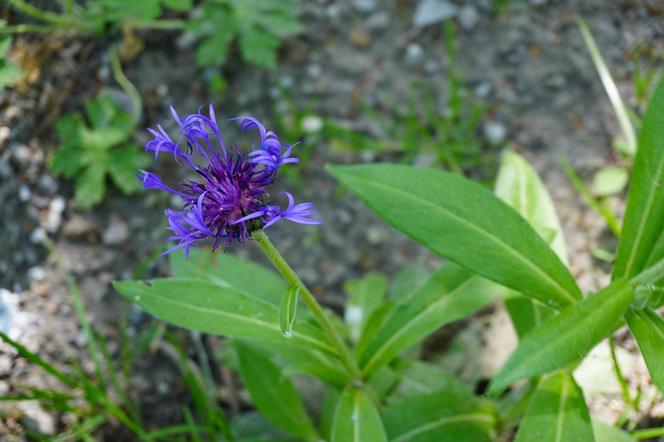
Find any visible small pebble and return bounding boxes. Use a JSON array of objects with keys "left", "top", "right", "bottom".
[
  {"left": 405, "top": 43, "right": 424, "bottom": 65},
  {"left": 414, "top": 0, "right": 457, "bottom": 28},
  {"left": 103, "top": 215, "right": 130, "bottom": 245},
  {"left": 458, "top": 5, "right": 480, "bottom": 31},
  {"left": 483, "top": 121, "right": 507, "bottom": 145}
]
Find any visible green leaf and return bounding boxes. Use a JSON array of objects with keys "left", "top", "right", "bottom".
[
  {"left": 75, "top": 163, "right": 106, "bottom": 208},
  {"left": 279, "top": 286, "right": 298, "bottom": 338},
  {"left": 495, "top": 150, "right": 563, "bottom": 337},
  {"left": 614, "top": 76, "right": 664, "bottom": 279},
  {"left": 625, "top": 308, "right": 664, "bottom": 393},
  {"left": 169, "top": 248, "right": 286, "bottom": 307},
  {"left": 235, "top": 342, "right": 318, "bottom": 440},
  {"left": 113, "top": 278, "right": 334, "bottom": 354},
  {"left": 331, "top": 386, "right": 387, "bottom": 442},
  {"left": 239, "top": 27, "right": 279, "bottom": 69},
  {"left": 592, "top": 419, "right": 635, "bottom": 442},
  {"left": 344, "top": 272, "right": 388, "bottom": 343},
  {"left": 358, "top": 264, "right": 504, "bottom": 377},
  {"left": 161, "top": 0, "right": 192, "bottom": 10},
  {"left": 592, "top": 166, "right": 629, "bottom": 196},
  {"left": 108, "top": 145, "right": 150, "bottom": 194},
  {"left": 388, "top": 361, "right": 471, "bottom": 404},
  {"left": 382, "top": 391, "right": 496, "bottom": 442},
  {"left": 514, "top": 371, "right": 594, "bottom": 442},
  {"left": 0, "top": 34, "right": 25, "bottom": 89},
  {"left": 328, "top": 164, "right": 580, "bottom": 309},
  {"left": 488, "top": 279, "right": 634, "bottom": 395}
]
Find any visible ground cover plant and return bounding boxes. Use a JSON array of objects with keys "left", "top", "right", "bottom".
[{"left": 2, "top": 1, "right": 664, "bottom": 441}]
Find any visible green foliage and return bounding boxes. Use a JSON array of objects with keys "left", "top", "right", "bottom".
[
  {"left": 327, "top": 164, "right": 581, "bottom": 309},
  {"left": 488, "top": 279, "right": 634, "bottom": 395},
  {"left": 187, "top": 0, "right": 303, "bottom": 68},
  {"left": 0, "top": 23, "right": 25, "bottom": 89},
  {"left": 50, "top": 92, "right": 148, "bottom": 208},
  {"left": 235, "top": 342, "right": 319, "bottom": 440},
  {"left": 331, "top": 386, "right": 387, "bottom": 442},
  {"left": 626, "top": 308, "right": 664, "bottom": 393},
  {"left": 382, "top": 391, "right": 496, "bottom": 442},
  {"left": 514, "top": 371, "right": 594, "bottom": 442}
]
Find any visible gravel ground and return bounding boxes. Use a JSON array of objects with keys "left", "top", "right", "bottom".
[{"left": 1, "top": 0, "right": 663, "bottom": 438}]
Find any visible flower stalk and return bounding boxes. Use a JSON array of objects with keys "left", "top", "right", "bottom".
[{"left": 252, "top": 230, "right": 363, "bottom": 382}]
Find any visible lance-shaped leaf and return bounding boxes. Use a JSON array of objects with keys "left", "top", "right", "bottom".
[
  {"left": 113, "top": 278, "right": 334, "bottom": 355},
  {"left": 614, "top": 76, "right": 664, "bottom": 279},
  {"left": 280, "top": 286, "right": 299, "bottom": 338},
  {"left": 626, "top": 308, "right": 664, "bottom": 393},
  {"left": 170, "top": 248, "right": 285, "bottom": 306},
  {"left": 331, "top": 386, "right": 387, "bottom": 442},
  {"left": 488, "top": 279, "right": 634, "bottom": 395},
  {"left": 514, "top": 371, "right": 594, "bottom": 442},
  {"left": 235, "top": 342, "right": 319, "bottom": 440},
  {"left": 592, "top": 419, "right": 635, "bottom": 442},
  {"left": 382, "top": 391, "right": 496, "bottom": 442},
  {"left": 358, "top": 264, "right": 504, "bottom": 378},
  {"left": 328, "top": 164, "right": 580, "bottom": 309},
  {"left": 495, "top": 150, "right": 564, "bottom": 337}
]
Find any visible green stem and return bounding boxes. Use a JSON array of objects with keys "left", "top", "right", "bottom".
[
  {"left": 0, "top": 24, "right": 63, "bottom": 34},
  {"left": 8, "top": 0, "right": 81, "bottom": 28},
  {"left": 609, "top": 335, "right": 637, "bottom": 413},
  {"left": 632, "top": 426, "right": 664, "bottom": 440},
  {"left": 252, "top": 230, "right": 363, "bottom": 382},
  {"left": 109, "top": 45, "right": 142, "bottom": 126},
  {"left": 631, "top": 254, "right": 664, "bottom": 287}
]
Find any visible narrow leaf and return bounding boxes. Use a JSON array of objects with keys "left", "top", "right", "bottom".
[
  {"left": 331, "top": 386, "right": 387, "bottom": 442},
  {"left": 382, "top": 391, "right": 496, "bottom": 442},
  {"left": 344, "top": 272, "right": 388, "bottom": 343},
  {"left": 328, "top": 164, "right": 580, "bottom": 309},
  {"left": 592, "top": 419, "right": 635, "bottom": 442},
  {"left": 489, "top": 279, "right": 634, "bottom": 395},
  {"left": 113, "top": 278, "right": 333, "bottom": 354},
  {"left": 626, "top": 308, "right": 664, "bottom": 393},
  {"left": 235, "top": 342, "right": 318, "bottom": 440},
  {"left": 359, "top": 264, "right": 504, "bottom": 377},
  {"left": 514, "top": 371, "right": 595, "bottom": 442},
  {"left": 614, "top": 75, "right": 664, "bottom": 279},
  {"left": 280, "top": 286, "right": 299, "bottom": 338}
]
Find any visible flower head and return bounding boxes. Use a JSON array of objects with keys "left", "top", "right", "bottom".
[{"left": 139, "top": 105, "right": 322, "bottom": 256}]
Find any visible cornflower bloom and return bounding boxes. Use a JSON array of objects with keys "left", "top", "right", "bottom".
[{"left": 138, "top": 105, "right": 321, "bottom": 256}]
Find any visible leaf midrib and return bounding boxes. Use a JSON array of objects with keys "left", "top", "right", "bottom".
[
  {"left": 132, "top": 285, "right": 335, "bottom": 354},
  {"left": 391, "top": 413, "right": 494, "bottom": 442},
  {"left": 621, "top": 144, "right": 664, "bottom": 276},
  {"left": 554, "top": 375, "right": 570, "bottom": 442},
  {"left": 343, "top": 172, "right": 578, "bottom": 305}
]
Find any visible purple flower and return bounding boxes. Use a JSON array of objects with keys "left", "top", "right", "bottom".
[{"left": 140, "top": 105, "right": 322, "bottom": 256}]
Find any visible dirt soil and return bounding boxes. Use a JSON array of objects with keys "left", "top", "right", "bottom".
[{"left": 1, "top": 0, "right": 663, "bottom": 439}]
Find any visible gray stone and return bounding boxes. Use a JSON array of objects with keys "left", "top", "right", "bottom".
[
  {"left": 458, "top": 5, "right": 480, "bottom": 31},
  {"left": 414, "top": 0, "right": 457, "bottom": 28},
  {"left": 405, "top": 43, "right": 424, "bottom": 65},
  {"left": 62, "top": 215, "right": 99, "bottom": 239},
  {"left": 352, "top": 0, "right": 376, "bottom": 13},
  {"left": 484, "top": 121, "right": 507, "bottom": 144},
  {"left": 103, "top": 215, "right": 130, "bottom": 245}
]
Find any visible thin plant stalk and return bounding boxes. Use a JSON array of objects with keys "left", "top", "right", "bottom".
[
  {"left": 608, "top": 335, "right": 638, "bottom": 414},
  {"left": 632, "top": 426, "right": 664, "bottom": 441},
  {"left": 110, "top": 45, "right": 142, "bottom": 126},
  {"left": 252, "top": 230, "right": 363, "bottom": 382}
]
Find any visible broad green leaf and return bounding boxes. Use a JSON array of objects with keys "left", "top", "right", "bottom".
[
  {"left": 592, "top": 166, "right": 629, "bottom": 196},
  {"left": 382, "top": 391, "right": 496, "bottom": 442},
  {"left": 75, "top": 163, "right": 106, "bottom": 208},
  {"left": 592, "top": 419, "right": 634, "bottom": 442},
  {"left": 235, "top": 342, "right": 318, "bottom": 440},
  {"left": 280, "top": 286, "right": 298, "bottom": 338},
  {"left": 614, "top": 76, "right": 664, "bottom": 279},
  {"left": 344, "top": 272, "right": 388, "bottom": 343},
  {"left": 108, "top": 144, "right": 150, "bottom": 194},
  {"left": 113, "top": 278, "right": 333, "bottom": 354},
  {"left": 331, "top": 386, "right": 387, "bottom": 442},
  {"left": 328, "top": 164, "right": 580, "bottom": 309},
  {"left": 494, "top": 150, "right": 562, "bottom": 337},
  {"left": 388, "top": 361, "right": 471, "bottom": 404},
  {"left": 626, "top": 308, "right": 664, "bottom": 393},
  {"left": 514, "top": 371, "right": 594, "bottom": 442},
  {"left": 170, "top": 248, "right": 286, "bottom": 306},
  {"left": 320, "top": 387, "right": 341, "bottom": 441},
  {"left": 358, "top": 264, "right": 504, "bottom": 377},
  {"left": 488, "top": 279, "right": 634, "bottom": 395}
]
